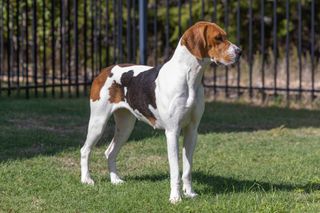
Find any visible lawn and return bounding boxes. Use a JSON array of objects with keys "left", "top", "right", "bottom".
[{"left": 1, "top": 97, "right": 320, "bottom": 212}]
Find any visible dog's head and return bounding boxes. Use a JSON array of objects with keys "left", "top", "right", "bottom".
[{"left": 181, "top": 21, "right": 242, "bottom": 66}]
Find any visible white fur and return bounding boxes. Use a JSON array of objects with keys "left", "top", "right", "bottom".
[{"left": 80, "top": 39, "right": 239, "bottom": 203}]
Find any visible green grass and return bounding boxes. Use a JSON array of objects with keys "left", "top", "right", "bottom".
[{"left": 1, "top": 98, "right": 320, "bottom": 212}]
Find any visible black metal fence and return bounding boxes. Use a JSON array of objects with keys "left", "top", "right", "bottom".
[{"left": 0, "top": 0, "right": 319, "bottom": 101}]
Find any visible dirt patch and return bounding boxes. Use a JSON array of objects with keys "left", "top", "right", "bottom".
[
  {"left": 56, "top": 156, "right": 78, "bottom": 171},
  {"left": 8, "top": 116, "right": 87, "bottom": 136},
  {"left": 123, "top": 155, "right": 166, "bottom": 173}
]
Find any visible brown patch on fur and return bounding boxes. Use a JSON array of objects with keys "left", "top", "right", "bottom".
[
  {"left": 222, "top": 54, "right": 232, "bottom": 64},
  {"left": 90, "top": 64, "right": 135, "bottom": 101},
  {"left": 181, "top": 21, "right": 231, "bottom": 61},
  {"left": 108, "top": 81, "right": 125, "bottom": 103},
  {"left": 181, "top": 22, "right": 209, "bottom": 59},
  {"left": 118, "top": 63, "right": 135, "bottom": 68},
  {"left": 147, "top": 117, "right": 156, "bottom": 126},
  {"left": 90, "top": 66, "right": 115, "bottom": 101}
]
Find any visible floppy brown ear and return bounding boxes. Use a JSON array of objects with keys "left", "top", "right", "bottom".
[{"left": 181, "top": 24, "right": 208, "bottom": 59}]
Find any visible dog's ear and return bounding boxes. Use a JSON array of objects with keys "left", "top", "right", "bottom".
[{"left": 181, "top": 23, "right": 208, "bottom": 59}]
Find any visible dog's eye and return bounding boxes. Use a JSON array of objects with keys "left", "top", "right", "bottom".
[{"left": 215, "top": 35, "right": 224, "bottom": 43}]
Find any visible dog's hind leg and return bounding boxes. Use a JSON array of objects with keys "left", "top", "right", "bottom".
[
  {"left": 81, "top": 101, "right": 112, "bottom": 185},
  {"left": 105, "top": 108, "right": 136, "bottom": 184}
]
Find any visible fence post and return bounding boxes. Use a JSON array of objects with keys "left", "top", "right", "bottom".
[{"left": 139, "top": 0, "right": 147, "bottom": 65}]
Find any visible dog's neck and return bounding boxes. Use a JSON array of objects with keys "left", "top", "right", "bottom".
[
  {"left": 169, "top": 40, "right": 210, "bottom": 87},
  {"left": 162, "top": 40, "right": 210, "bottom": 108}
]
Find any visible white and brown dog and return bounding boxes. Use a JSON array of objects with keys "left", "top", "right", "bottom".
[{"left": 80, "top": 21, "right": 241, "bottom": 203}]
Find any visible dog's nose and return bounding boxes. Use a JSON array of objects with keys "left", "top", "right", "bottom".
[{"left": 235, "top": 48, "right": 242, "bottom": 56}]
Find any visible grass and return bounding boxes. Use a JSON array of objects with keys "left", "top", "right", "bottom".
[{"left": 1, "top": 97, "right": 320, "bottom": 212}]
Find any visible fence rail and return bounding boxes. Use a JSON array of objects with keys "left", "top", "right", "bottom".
[{"left": 0, "top": 0, "right": 319, "bottom": 102}]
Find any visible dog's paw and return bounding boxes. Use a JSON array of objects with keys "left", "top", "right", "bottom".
[
  {"left": 169, "top": 195, "right": 182, "bottom": 204},
  {"left": 183, "top": 191, "right": 198, "bottom": 199},
  {"left": 81, "top": 177, "right": 95, "bottom": 185},
  {"left": 183, "top": 185, "right": 198, "bottom": 198},
  {"left": 111, "top": 178, "right": 125, "bottom": 185},
  {"left": 169, "top": 191, "right": 182, "bottom": 204}
]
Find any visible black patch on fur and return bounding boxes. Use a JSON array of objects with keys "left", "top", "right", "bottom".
[
  {"left": 120, "top": 66, "right": 163, "bottom": 122},
  {"left": 120, "top": 70, "right": 134, "bottom": 86}
]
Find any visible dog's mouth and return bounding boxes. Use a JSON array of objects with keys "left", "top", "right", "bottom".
[
  {"left": 211, "top": 55, "right": 241, "bottom": 66},
  {"left": 210, "top": 58, "right": 229, "bottom": 66},
  {"left": 210, "top": 58, "right": 222, "bottom": 66}
]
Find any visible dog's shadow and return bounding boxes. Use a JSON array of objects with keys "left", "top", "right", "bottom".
[
  {"left": 3, "top": 101, "right": 320, "bottom": 162},
  {"left": 126, "top": 171, "right": 320, "bottom": 194}
]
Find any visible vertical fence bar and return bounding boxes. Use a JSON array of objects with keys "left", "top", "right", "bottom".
[
  {"left": 32, "top": 0, "right": 37, "bottom": 97},
  {"left": 273, "top": 0, "right": 277, "bottom": 97},
  {"left": 310, "top": 0, "right": 315, "bottom": 100},
  {"left": 298, "top": 0, "right": 302, "bottom": 99},
  {"left": 153, "top": 0, "right": 157, "bottom": 66},
  {"left": 139, "top": 0, "right": 146, "bottom": 65},
  {"left": 189, "top": 0, "right": 192, "bottom": 26},
  {"left": 212, "top": 0, "right": 217, "bottom": 95},
  {"left": 51, "top": 0, "right": 55, "bottom": 97},
  {"left": 25, "top": 0, "right": 29, "bottom": 98},
  {"left": 201, "top": 0, "right": 207, "bottom": 91},
  {"left": 285, "top": 0, "right": 290, "bottom": 102},
  {"left": 248, "top": 0, "right": 253, "bottom": 99},
  {"left": 105, "top": 0, "right": 109, "bottom": 65},
  {"left": 7, "top": 0, "right": 11, "bottom": 96},
  {"left": 91, "top": 0, "right": 95, "bottom": 78},
  {"left": 212, "top": 0, "right": 217, "bottom": 22},
  {"left": 201, "top": 0, "right": 204, "bottom": 20},
  {"left": 16, "top": 0, "right": 20, "bottom": 94},
  {"left": 93, "top": 0, "right": 97, "bottom": 75},
  {"left": 60, "top": 0, "right": 65, "bottom": 97},
  {"left": 236, "top": 0, "right": 241, "bottom": 97},
  {"left": 42, "top": 0, "right": 47, "bottom": 97},
  {"left": 98, "top": 0, "right": 102, "bottom": 71},
  {"left": 20, "top": 0, "right": 24, "bottom": 95},
  {"left": 132, "top": 0, "right": 136, "bottom": 63},
  {"left": 118, "top": 0, "right": 123, "bottom": 63},
  {"left": 165, "top": 0, "right": 169, "bottom": 60},
  {"left": 0, "top": 0, "right": 3, "bottom": 96},
  {"left": 127, "top": 0, "right": 132, "bottom": 62},
  {"left": 67, "top": 0, "right": 72, "bottom": 96},
  {"left": 260, "top": 0, "right": 265, "bottom": 100},
  {"left": 224, "top": 0, "right": 229, "bottom": 98},
  {"left": 9, "top": 0, "right": 13, "bottom": 95},
  {"left": 84, "top": 0, "right": 87, "bottom": 95},
  {"left": 178, "top": 0, "right": 181, "bottom": 38},
  {"left": 112, "top": 0, "right": 117, "bottom": 63},
  {"left": 74, "top": 0, "right": 79, "bottom": 97}
]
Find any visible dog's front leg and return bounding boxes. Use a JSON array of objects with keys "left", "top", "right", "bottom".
[
  {"left": 165, "top": 129, "right": 181, "bottom": 204},
  {"left": 182, "top": 124, "right": 198, "bottom": 198}
]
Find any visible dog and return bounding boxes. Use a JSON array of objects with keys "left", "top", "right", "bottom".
[{"left": 80, "top": 21, "right": 241, "bottom": 203}]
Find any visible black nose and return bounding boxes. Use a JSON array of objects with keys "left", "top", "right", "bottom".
[{"left": 236, "top": 48, "right": 242, "bottom": 56}]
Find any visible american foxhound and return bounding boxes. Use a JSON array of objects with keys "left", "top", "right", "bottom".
[{"left": 80, "top": 21, "right": 241, "bottom": 203}]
